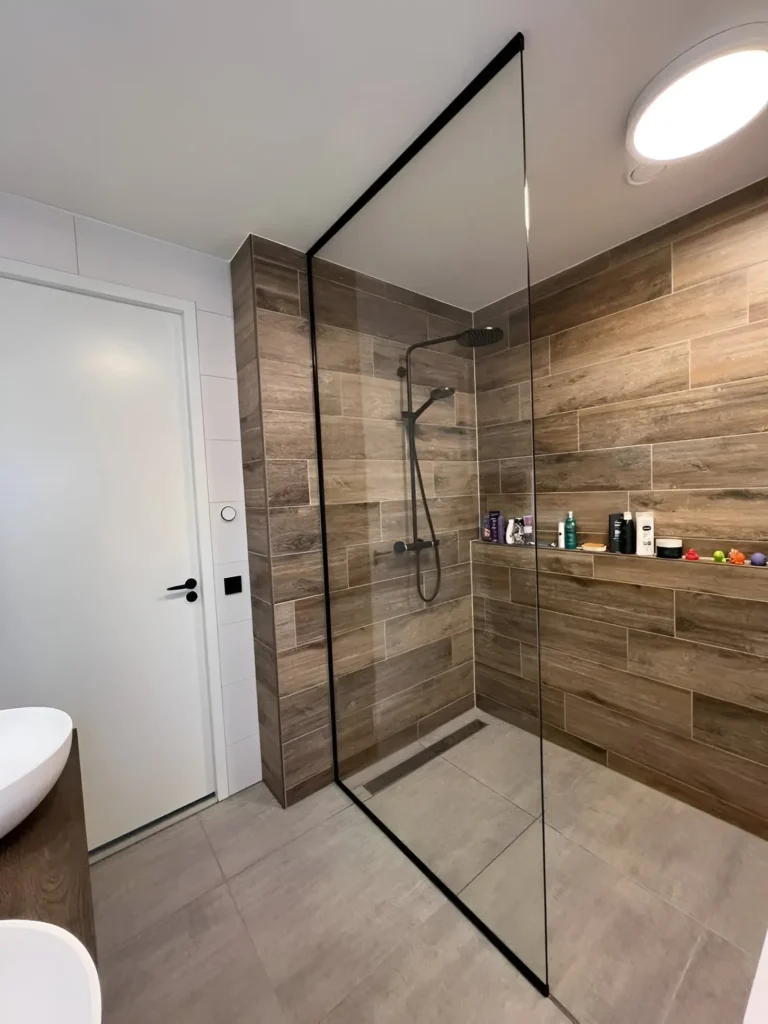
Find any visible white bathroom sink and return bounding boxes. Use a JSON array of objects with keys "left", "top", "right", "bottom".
[
  {"left": 0, "top": 707, "right": 73, "bottom": 841},
  {"left": 0, "top": 920, "right": 101, "bottom": 1023}
]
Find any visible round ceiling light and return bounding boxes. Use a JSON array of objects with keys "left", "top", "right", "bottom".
[{"left": 627, "top": 25, "right": 768, "bottom": 164}]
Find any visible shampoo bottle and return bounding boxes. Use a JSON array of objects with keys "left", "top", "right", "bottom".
[
  {"left": 635, "top": 511, "right": 654, "bottom": 557},
  {"left": 564, "top": 511, "right": 577, "bottom": 550},
  {"left": 557, "top": 521, "right": 565, "bottom": 549},
  {"left": 619, "top": 511, "right": 635, "bottom": 554}
]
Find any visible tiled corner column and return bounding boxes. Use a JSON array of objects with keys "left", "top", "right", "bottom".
[{"left": 231, "top": 236, "right": 331, "bottom": 806}]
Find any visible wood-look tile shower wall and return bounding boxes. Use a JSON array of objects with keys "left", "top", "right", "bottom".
[
  {"left": 232, "top": 236, "right": 480, "bottom": 803},
  {"left": 472, "top": 176, "right": 768, "bottom": 836}
]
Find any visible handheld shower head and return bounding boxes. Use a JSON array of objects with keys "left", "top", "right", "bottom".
[{"left": 456, "top": 326, "right": 505, "bottom": 348}]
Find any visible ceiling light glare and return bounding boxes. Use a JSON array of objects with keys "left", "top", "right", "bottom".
[{"left": 627, "top": 26, "right": 768, "bottom": 163}]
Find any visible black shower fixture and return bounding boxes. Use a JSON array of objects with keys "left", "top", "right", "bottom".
[{"left": 395, "top": 326, "right": 505, "bottom": 602}]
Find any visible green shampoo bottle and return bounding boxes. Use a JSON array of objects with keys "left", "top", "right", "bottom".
[{"left": 564, "top": 510, "right": 577, "bottom": 550}]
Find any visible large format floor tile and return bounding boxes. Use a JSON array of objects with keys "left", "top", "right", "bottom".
[
  {"left": 661, "top": 930, "right": 756, "bottom": 1024},
  {"left": 322, "top": 903, "right": 567, "bottom": 1024},
  {"left": 100, "top": 885, "right": 285, "bottom": 1024},
  {"left": 200, "top": 779, "right": 349, "bottom": 879},
  {"left": 91, "top": 815, "right": 223, "bottom": 955},
  {"left": 705, "top": 828, "right": 768, "bottom": 958},
  {"left": 367, "top": 754, "right": 534, "bottom": 890},
  {"left": 229, "top": 805, "right": 444, "bottom": 1023}
]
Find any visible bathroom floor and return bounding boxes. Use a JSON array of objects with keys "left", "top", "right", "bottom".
[{"left": 92, "top": 709, "right": 766, "bottom": 1023}]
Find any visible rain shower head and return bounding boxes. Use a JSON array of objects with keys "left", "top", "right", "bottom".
[
  {"left": 456, "top": 326, "right": 505, "bottom": 348},
  {"left": 429, "top": 386, "right": 455, "bottom": 401}
]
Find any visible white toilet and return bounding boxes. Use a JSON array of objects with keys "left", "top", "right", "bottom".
[{"left": 0, "top": 920, "right": 101, "bottom": 1024}]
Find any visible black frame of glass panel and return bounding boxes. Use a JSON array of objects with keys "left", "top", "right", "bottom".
[{"left": 305, "top": 31, "right": 549, "bottom": 998}]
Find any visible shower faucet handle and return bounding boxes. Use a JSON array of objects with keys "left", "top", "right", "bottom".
[{"left": 393, "top": 538, "right": 439, "bottom": 555}]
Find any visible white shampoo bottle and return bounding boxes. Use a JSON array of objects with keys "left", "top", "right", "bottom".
[{"left": 635, "top": 511, "right": 654, "bottom": 557}]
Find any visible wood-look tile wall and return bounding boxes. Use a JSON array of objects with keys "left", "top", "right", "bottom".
[
  {"left": 472, "top": 176, "right": 768, "bottom": 836},
  {"left": 312, "top": 261, "right": 477, "bottom": 775}
]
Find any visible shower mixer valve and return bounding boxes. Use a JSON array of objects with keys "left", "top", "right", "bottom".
[{"left": 393, "top": 538, "right": 440, "bottom": 554}]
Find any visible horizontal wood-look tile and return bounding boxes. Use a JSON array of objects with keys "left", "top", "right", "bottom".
[
  {"left": 539, "top": 647, "right": 691, "bottom": 735},
  {"left": 499, "top": 457, "right": 532, "bottom": 493},
  {"left": 451, "top": 629, "right": 473, "bottom": 666},
  {"left": 321, "top": 416, "right": 403, "bottom": 460},
  {"left": 690, "top": 320, "right": 768, "bottom": 387},
  {"left": 255, "top": 310, "right": 311, "bottom": 367},
  {"left": 692, "top": 693, "right": 768, "bottom": 767},
  {"left": 594, "top": 550, "right": 768, "bottom": 602},
  {"left": 434, "top": 462, "right": 478, "bottom": 497},
  {"left": 412, "top": 424, "right": 476, "bottom": 462},
  {"left": 476, "top": 384, "right": 520, "bottom": 427},
  {"left": 750, "top": 259, "right": 768, "bottom": 322},
  {"left": 274, "top": 601, "right": 296, "bottom": 652},
  {"left": 536, "top": 446, "right": 651, "bottom": 492},
  {"left": 293, "top": 595, "right": 326, "bottom": 646},
  {"left": 263, "top": 410, "right": 316, "bottom": 461},
  {"left": 485, "top": 599, "right": 538, "bottom": 646},
  {"left": 676, "top": 589, "right": 768, "bottom": 658},
  {"left": 380, "top": 495, "right": 478, "bottom": 539},
  {"left": 313, "top": 276, "right": 428, "bottom": 345},
  {"left": 519, "top": 380, "right": 532, "bottom": 419},
  {"left": 323, "top": 459, "right": 422, "bottom": 504},
  {"left": 673, "top": 203, "right": 768, "bottom": 290},
  {"left": 282, "top": 724, "right": 332, "bottom": 790},
  {"left": 531, "top": 246, "right": 671, "bottom": 338},
  {"left": 471, "top": 542, "right": 536, "bottom": 568},
  {"left": 280, "top": 683, "right": 330, "bottom": 744},
  {"left": 531, "top": 490, "right": 629, "bottom": 545},
  {"left": 652, "top": 433, "right": 768, "bottom": 490},
  {"left": 324, "top": 502, "right": 381, "bottom": 548},
  {"left": 422, "top": 562, "right": 471, "bottom": 606},
  {"left": 509, "top": 567, "right": 539, "bottom": 606},
  {"left": 242, "top": 459, "right": 266, "bottom": 506},
  {"left": 372, "top": 337, "right": 474, "bottom": 393},
  {"left": 276, "top": 639, "right": 328, "bottom": 696},
  {"left": 249, "top": 552, "right": 271, "bottom": 604},
  {"left": 335, "top": 637, "right": 453, "bottom": 716},
  {"left": 384, "top": 596, "right": 472, "bottom": 658},
  {"left": 474, "top": 629, "right": 522, "bottom": 675},
  {"left": 339, "top": 373, "right": 402, "bottom": 421},
  {"left": 538, "top": 572, "right": 673, "bottom": 635},
  {"left": 454, "top": 392, "right": 476, "bottom": 427},
  {"left": 471, "top": 563, "right": 510, "bottom": 601},
  {"left": 579, "top": 377, "right": 768, "bottom": 451},
  {"left": 374, "top": 661, "right": 474, "bottom": 747},
  {"left": 475, "top": 339, "right": 549, "bottom": 391},
  {"left": 539, "top": 609, "right": 627, "bottom": 668},
  {"left": 529, "top": 252, "right": 611, "bottom": 304},
  {"left": 259, "top": 358, "right": 313, "bottom": 415},
  {"left": 629, "top": 488, "right": 768, "bottom": 541},
  {"left": 520, "top": 642, "right": 540, "bottom": 681},
  {"left": 315, "top": 324, "right": 375, "bottom": 376},
  {"left": 252, "top": 235, "right": 306, "bottom": 271},
  {"left": 533, "top": 411, "right": 578, "bottom": 454},
  {"left": 333, "top": 622, "right": 387, "bottom": 676},
  {"left": 565, "top": 695, "right": 768, "bottom": 820},
  {"left": 478, "top": 420, "right": 532, "bottom": 462},
  {"left": 476, "top": 663, "right": 539, "bottom": 718},
  {"left": 246, "top": 506, "right": 268, "bottom": 556},
  {"left": 269, "top": 504, "right": 321, "bottom": 555},
  {"left": 266, "top": 460, "right": 310, "bottom": 507},
  {"left": 271, "top": 551, "right": 324, "bottom": 603},
  {"left": 328, "top": 574, "right": 425, "bottom": 635},
  {"left": 550, "top": 272, "right": 746, "bottom": 375},
  {"left": 533, "top": 342, "right": 688, "bottom": 418},
  {"left": 252, "top": 257, "right": 300, "bottom": 316},
  {"left": 346, "top": 535, "right": 449, "bottom": 588},
  {"left": 252, "top": 595, "right": 275, "bottom": 648},
  {"left": 628, "top": 629, "right": 768, "bottom": 713},
  {"left": 536, "top": 549, "right": 594, "bottom": 577},
  {"left": 232, "top": 241, "right": 257, "bottom": 369}
]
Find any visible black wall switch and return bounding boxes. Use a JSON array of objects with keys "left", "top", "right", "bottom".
[{"left": 223, "top": 575, "right": 242, "bottom": 595}]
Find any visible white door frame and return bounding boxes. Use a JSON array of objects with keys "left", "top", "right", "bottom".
[{"left": 0, "top": 255, "right": 230, "bottom": 801}]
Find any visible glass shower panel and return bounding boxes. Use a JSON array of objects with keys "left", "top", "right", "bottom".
[{"left": 309, "top": 42, "right": 547, "bottom": 990}]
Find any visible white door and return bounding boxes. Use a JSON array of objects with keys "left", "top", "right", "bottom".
[{"left": 0, "top": 275, "right": 215, "bottom": 849}]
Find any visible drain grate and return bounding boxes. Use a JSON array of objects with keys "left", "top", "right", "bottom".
[{"left": 364, "top": 718, "right": 487, "bottom": 796}]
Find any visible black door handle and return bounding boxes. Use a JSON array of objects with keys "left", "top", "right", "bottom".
[{"left": 167, "top": 578, "right": 197, "bottom": 591}]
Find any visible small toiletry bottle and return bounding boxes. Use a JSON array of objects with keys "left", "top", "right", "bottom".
[
  {"left": 608, "top": 512, "right": 623, "bottom": 553},
  {"left": 523, "top": 515, "right": 534, "bottom": 546},
  {"left": 489, "top": 510, "right": 500, "bottom": 543},
  {"left": 564, "top": 511, "right": 577, "bottom": 550},
  {"left": 557, "top": 520, "right": 566, "bottom": 549},
  {"left": 497, "top": 513, "right": 507, "bottom": 545},
  {"left": 635, "top": 511, "right": 654, "bottom": 557},
  {"left": 482, "top": 514, "right": 492, "bottom": 541},
  {"left": 505, "top": 518, "right": 516, "bottom": 545},
  {"left": 619, "top": 511, "right": 635, "bottom": 554}
]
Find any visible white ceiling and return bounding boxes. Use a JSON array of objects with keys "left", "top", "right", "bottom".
[{"left": 1, "top": 0, "right": 767, "bottom": 307}]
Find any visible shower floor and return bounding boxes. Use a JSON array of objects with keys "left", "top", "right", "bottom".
[{"left": 347, "top": 706, "right": 767, "bottom": 1023}]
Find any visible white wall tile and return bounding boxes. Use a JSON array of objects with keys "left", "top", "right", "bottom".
[
  {"left": 74, "top": 216, "right": 233, "bottom": 315},
  {"left": 218, "top": 619, "right": 255, "bottom": 686},
  {"left": 197, "top": 310, "right": 236, "bottom": 379},
  {"left": 226, "top": 734, "right": 262, "bottom": 794},
  {"left": 201, "top": 375, "right": 241, "bottom": 440},
  {"left": 213, "top": 559, "right": 251, "bottom": 625},
  {"left": 205, "top": 440, "right": 245, "bottom": 502},
  {"left": 0, "top": 191, "right": 77, "bottom": 273},
  {"left": 210, "top": 501, "right": 247, "bottom": 565},
  {"left": 222, "top": 676, "right": 259, "bottom": 745}
]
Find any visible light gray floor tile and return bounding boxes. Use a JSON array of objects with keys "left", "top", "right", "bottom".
[
  {"left": 91, "top": 815, "right": 223, "bottom": 955},
  {"left": 662, "top": 930, "right": 756, "bottom": 1024},
  {"left": 368, "top": 755, "right": 535, "bottom": 890},
  {"left": 705, "top": 829, "right": 768, "bottom": 958},
  {"left": 200, "top": 780, "right": 349, "bottom": 879},
  {"left": 321, "top": 903, "right": 567, "bottom": 1024},
  {"left": 229, "top": 805, "right": 444, "bottom": 1023},
  {"left": 440, "top": 716, "right": 544, "bottom": 816},
  {"left": 461, "top": 821, "right": 547, "bottom": 982},
  {"left": 545, "top": 826, "right": 704, "bottom": 1024},
  {"left": 343, "top": 738, "right": 426, "bottom": 794},
  {"left": 100, "top": 884, "right": 286, "bottom": 1024}
]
